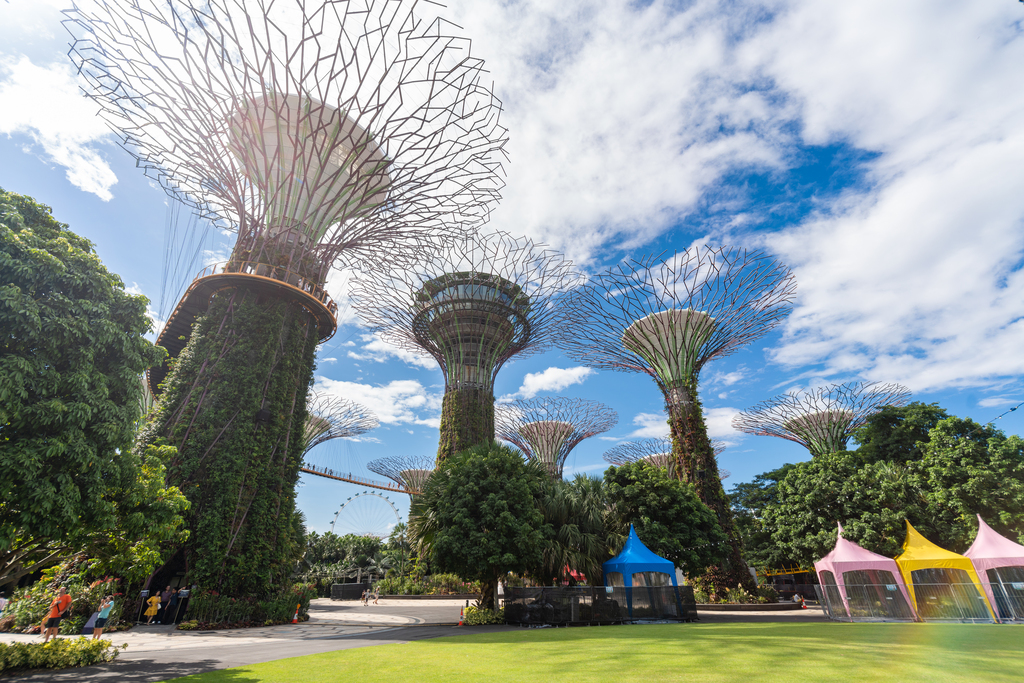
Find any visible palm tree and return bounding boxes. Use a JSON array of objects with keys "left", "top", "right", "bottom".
[{"left": 535, "top": 475, "right": 610, "bottom": 585}]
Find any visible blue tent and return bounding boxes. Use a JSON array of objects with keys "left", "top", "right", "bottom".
[{"left": 603, "top": 525, "right": 679, "bottom": 588}]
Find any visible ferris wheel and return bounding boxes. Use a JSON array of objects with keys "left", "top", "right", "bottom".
[{"left": 329, "top": 491, "right": 402, "bottom": 539}]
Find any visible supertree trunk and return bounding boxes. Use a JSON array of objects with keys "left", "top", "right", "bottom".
[
  {"left": 437, "top": 386, "right": 495, "bottom": 463},
  {"left": 137, "top": 288, "right": 317, "bottom": 597},
  {"left": 665, "top": 380, "right": 754, "bottom": 594}
]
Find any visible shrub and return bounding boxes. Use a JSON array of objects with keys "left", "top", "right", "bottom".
[
  {"left": 724, "top": 584, "right": 757, "bottom": 604},
  {"left": 178, "top": 583, "right": 317, "bottom": 629},
  {"left": 0, "top": 638, "right": 124, "bottom": 674},
  {"left": 463, "top": 606, "right": 504, "bottom": 625},
  {"left": 756, "top": 585, "right": 779, "bottom": 604},
  {"left": 177, "top": 620, "right": 200, "bottom": 631}
]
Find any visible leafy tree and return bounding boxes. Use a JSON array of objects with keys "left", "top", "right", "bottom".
[
  {"left": 534, "top": 475, "right": 609, "bottom": 586},
  {"left": 417, "top": 442, "right": 547, "bottom": 609},
  {"left": 728, "top": 463, "right": 798, "bottom": 568},
  {"left": 0, "top": 188, "right": 168, "bottom": 588},
  {"left": 851, "top": 401, "right": 949, "bottom": 464},
  {"left": 765, "top": 416, "right": 1024, "bottom": 566},
  {"left": 604, "top": 462, "right": 729, "bottom": 577}
]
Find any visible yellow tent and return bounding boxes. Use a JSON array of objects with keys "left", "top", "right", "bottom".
[{"left": 895, "top": 521, "right": 996, "bottom": 622}]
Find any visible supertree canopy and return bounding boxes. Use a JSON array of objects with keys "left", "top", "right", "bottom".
[
  {"left": 603, "top": 437, "right": 726, "bottom": 476},
  {"left": 299, "top": 392, "right": 378, "bottom": 459},
  {"left": 67, "top": 0, "right": 507, "bottom": 596},
  {"left": 351, "top": 232, "right": 580, "bottom": 462},
  {"left": 732, "top": 382, "right": 912, "bottom": 457},
  {"left": 367, "top": 455, "right": 435, "bottom": 495},
  {"left": 557, "top": 246, "right": 795, "bottom": 590},
  {"left": 66, "top": 0, "right": 507, "bottom": 278},
  {"left": 495, "top": 397, "right": 617, "bottom": 478}
]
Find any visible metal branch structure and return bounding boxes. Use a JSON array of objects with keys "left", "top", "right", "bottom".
[
  {"left": 66, "top": 0, "right": 507, "bottom": 597},
  {"left": 351, "top": 232, "right": 581, "bottom": 462},
  {"left": 299, "top": 392, "right": 378, "bottom": 456},
  {"left": 66, "top": 0, "right": 507, "bottom": 277},
  {"left": 494, "top": 398, "right": 617, "bottom": 478},
  {"left": 557, "top": 246, "right": 796, "bottom": 590},
  {"left": 603, "top": 437, "right": 727, "bottom": 474},
  {"left": 367, "top": 456, "right": 435, "bottom": 495},
  {"left": 733, "top": 382, "right": 912, "bottom": 457}
]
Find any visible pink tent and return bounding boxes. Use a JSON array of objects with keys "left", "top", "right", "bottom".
[
  {"left": 814, "top": 524, "right": 918, "bottom": 621},
  {"left": 964, "top": 515, "right": 1024, "bottom": 621}
]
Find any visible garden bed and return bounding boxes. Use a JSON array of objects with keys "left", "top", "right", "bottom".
[{"left": 697, "top": 602, "right": 806, "bottom": 611}]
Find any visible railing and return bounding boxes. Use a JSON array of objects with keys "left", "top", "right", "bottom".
[
  {"left": 503, "top": 586, "right": 698, "bottom": 625},
  {"left": 816, "top": 583, "right": 1024, "bottom": 623},
  {"left": 196, "top": 261, "right": 337, "bottom": 316},
  {"left": 299, "top": 464, "right": 412, "bottom": 493}
]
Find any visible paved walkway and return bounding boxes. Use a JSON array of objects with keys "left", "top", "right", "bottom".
[
  {"left": 1, "top": 600, "right": 825, "bottom": 681},
  {"left": 0, "top": 599, "right": 494, "bottom": 682}
]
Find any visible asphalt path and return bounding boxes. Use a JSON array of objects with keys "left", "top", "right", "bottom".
[{"left": 1, "top": 599, "right": 825, "bottom": 682}]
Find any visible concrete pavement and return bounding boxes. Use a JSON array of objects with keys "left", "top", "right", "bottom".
[{"left": 1, "top": 598, "right": 825, "bottom": 681}]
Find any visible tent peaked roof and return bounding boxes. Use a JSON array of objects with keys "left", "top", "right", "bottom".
[
  {"left": 604, "top": 525, "right": 673, "bottom": 570},
  {"left": 965, "top": 515, "right": 1024, "bottom": 561},
  {"left": 897, "top": 521, "right": 966, "bottom": 562},
  {"left": 820, "top": 524, "right": 894, "bottom": 565}
]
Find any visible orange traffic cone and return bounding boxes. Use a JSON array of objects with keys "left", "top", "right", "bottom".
[
  {"left": 292, "top": 603, "right": 301, "bottom": 623},
  {"left": 457, "top": 607, "right": 464, "bottom": 626}
]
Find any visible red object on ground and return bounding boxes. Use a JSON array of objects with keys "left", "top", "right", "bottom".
[{"left": 292, "top": 603, "right": 301, "bottom": 624}]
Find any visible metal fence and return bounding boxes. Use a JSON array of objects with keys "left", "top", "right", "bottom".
[
  {"left": 816, "top": 582, "right": 1024, "bottom": 623},
  {"left": 503, "top": 586, "right": 698, "bottom": 626}
]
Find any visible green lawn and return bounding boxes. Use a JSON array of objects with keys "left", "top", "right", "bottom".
[{"left": 168, "top": 622, "right": 1022, "bottom": 683}]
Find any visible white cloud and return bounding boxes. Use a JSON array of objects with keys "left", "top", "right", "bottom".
[
  {"left": 446, "top": 0, "right": 792, "bottom": 264},
  {"left": 313, "top": 377, "right": 442, "bottom": 428},
  {"left": 320, "top": 357, "right": 338, "bottom": 364},
  {"left": 501, "top": 366, "right": 595, "bottom": 400},
  {"left": 748, "top": 1, "right": 1024, "bottom": 392},
  {"left": 625, "top": 412, "right": 670, "bottom": 439},
  {"left": 977, "top": 397, "right": 1023, "bottom": 409},
  {"left": 0, "top": 56, "right": 117, "bottom": 200},
  {"left": 703, "top": 407, "right": 744, "bottom": 447},
  {"left": 346, "top": 333, "right": 437, "bottom": 371}
]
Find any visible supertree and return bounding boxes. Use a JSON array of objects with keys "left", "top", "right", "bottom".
[
  {"left": 65, "top": 0, "right": 507, "bottom": 596},
  {"left": 299, "top": 392, "right": 378, "bottom": 460},
  {"left": 732, "top": 382, "right": 912, "bottom": 457},
  {"left": 351, "top": 232, "right": 580, "bottom": 462},
  {"left": 557, "top": 247, "right": 796, "bottom": 590},
  {"left": 603, "top": 437, "right": 726, "bottom": 476},
  {"left": 366, "top": 456, "right": 435, "bottom": 495},
  {"left": 494, "top": 397, "right": 618, "bottom": 478}
]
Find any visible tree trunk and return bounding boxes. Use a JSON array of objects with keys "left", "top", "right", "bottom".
[
  {"left": 137, "top": 286, "right": 317, "bottom": 598},
  {"left": 436, "top": 385, "right": 495, "bottom": 464},
  {"left": 479, "top": 575, "right": 498, "bottom": 611},
  {"left": 665, "top": 380, "right": 755, "bottom": 593}
]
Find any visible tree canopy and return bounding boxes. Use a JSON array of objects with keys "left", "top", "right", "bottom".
[
  {"left": 604, "top": 461, "right": 729, "bottom": 576},
  {"left": 416, "top": 441, "right": 547, "bottom": 609},
  {"left": 850, "top": 401, "right": 950, "bottom": 464},
  {"left": 762, "top": 416, "right": 1024, "bottom": 567},
  {"left": 0, "top": 188, "right": 176, "bottom": 588}
]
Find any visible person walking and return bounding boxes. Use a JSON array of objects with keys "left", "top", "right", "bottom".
[
  {"left": 165, "top": 588, "right": 180, "bottom": 624},
  {"left": 144, "top": 592, "right": 161, "bottom": 624},
  {"left": 157, "top": 586, "right": 172, "bottom": 624},
  {"left": 42, "top": 587, "right": 72, "bottom": 643},
  {"left": 92, "top": 596, "right": 114, "bottom": 640},
  {"left": 372, "top": 587, "right": 380, "bottom": 605},
  {"left": 360, "top": 589, "right": 368, "bottom": 606}
]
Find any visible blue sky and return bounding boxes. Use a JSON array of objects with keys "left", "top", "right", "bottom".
[{"left": 3, "top": 0, "right": 1024, "bottom": 537}]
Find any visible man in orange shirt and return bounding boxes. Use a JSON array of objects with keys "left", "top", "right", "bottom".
[{"left": 43, "top": 587, "right": 73, "bottom": 643}]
